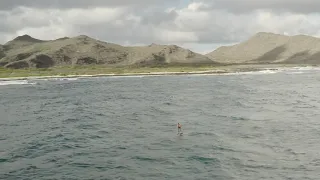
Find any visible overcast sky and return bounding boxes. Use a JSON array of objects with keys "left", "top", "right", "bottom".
[{"left": 1, "top": 0, "right": 320, "bottom": 54}]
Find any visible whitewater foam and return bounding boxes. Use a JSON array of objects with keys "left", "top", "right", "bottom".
[
  {"left": 224, "top": 66, "right": 320, "bottom": 76},
  {"left": 48, "top": 78, "right": 79, "bottom": 81},
  {"left": 0, "top": 80, "right": 36, "bottom": 86},
  {"left": 273, "top": 66, "right": 320, "bottom": 72},
  {"left": 222, "top": 69, "right": 279, "bottom": 76}
]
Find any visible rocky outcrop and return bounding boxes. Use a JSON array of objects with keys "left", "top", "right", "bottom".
[
  {"left": 30, "top": 54, "right": 55, "bottom": 68},
  {"left": 75, "top": 57, "right": 98, "bottom": 65}
]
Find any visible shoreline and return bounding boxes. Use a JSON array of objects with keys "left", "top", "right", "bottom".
[
  {"left": 0, "top": 64, "right": 319, "bottom": 81},
  {"left": 0, "top": 69, "right": 230, "bottom": 81}
]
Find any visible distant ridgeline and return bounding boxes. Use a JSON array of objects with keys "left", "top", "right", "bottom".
[
  {"left": 206, "top": 32, "right": 320, "bottom": 64},
  {"left": 1, "top": 32, "right": 320, "bottom": 69},
  {"left": 0, "top": 35, "right": 216, "bottom": 69}
]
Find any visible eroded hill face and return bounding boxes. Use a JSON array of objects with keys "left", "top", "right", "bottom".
[
  {"left": 205, "top": 32, "right": 320, "bottom": 64},
  {"left": 0, "top": 35, "right": 217, "bottom": 69},
  {"left": 126, "top": 44, "right": 214, "bottom": 66}
]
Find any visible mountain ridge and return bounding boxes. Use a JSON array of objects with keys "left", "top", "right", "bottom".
[
  {"left": 2, "top": 32, "right": 320, "bottom": 69},
  {"left": 205, "top": 32, "right": 320, "bottom": 64},
  {"left": 0, "top": 34, "right": 217, "bottom": 69}
]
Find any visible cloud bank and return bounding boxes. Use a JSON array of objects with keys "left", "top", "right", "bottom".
[{"left": 1, "top": 0, "right": 320, "bottom": 54}]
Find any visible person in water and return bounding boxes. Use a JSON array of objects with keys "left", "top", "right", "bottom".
[{"left": 177, "top": 123, "right": 182, "bottom": 134}]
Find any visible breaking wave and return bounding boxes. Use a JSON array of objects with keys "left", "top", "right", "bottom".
[{"left": 0, "top": 80, "right": 36, "bottom": 86}]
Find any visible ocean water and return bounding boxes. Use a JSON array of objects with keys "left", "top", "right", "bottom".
[{"left": 1, "top": 67, "right": 320, "bottom": 180}]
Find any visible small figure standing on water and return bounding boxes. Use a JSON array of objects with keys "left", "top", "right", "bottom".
[{"left": 177, "top": 123, "right": 182, "bottom": 134}]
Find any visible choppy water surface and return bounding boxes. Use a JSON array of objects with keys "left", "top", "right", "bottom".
[{"left": 1, "top": 67, "right": 320, "bottom": 180}]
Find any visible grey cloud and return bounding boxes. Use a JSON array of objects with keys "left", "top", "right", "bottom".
[
  {"left": 0, "top": 0, "right": 178, "bottom": 10},
  {"left": 0, "top": 9, "right": 52, "bottom": 33},
  {"left": 200, "top": 0, "right": 320, "bottom": 13},
  {"left": 1, "top": 0, "right": 320, "bottom": 50},
  {"left": 197, "top": 31, "right": 241, "bottom": 44},
  {"left": 77, "top": 22, "right": 161, "bottom": 45},
  {"left": 141, "top": 10, "right": 178, "bottom": 25}
]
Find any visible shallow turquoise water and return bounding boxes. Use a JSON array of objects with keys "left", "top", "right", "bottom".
[{"left": 1, "top": 68, "right": 320, "bottom": 179}]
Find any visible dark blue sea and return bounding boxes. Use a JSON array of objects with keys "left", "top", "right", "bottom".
[{"left": 1, "top": 67, "right": 320, "bottom": 180}]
